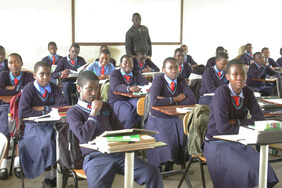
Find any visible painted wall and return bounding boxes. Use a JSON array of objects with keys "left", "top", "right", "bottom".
[{"left": 1, "top": 0, "right": 281, "bottom": 71}]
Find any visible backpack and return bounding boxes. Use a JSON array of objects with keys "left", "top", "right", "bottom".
[
  {"left": 186, "top": 105, "right": 209, "bottom": 156},
  {"left": 9, "top": 92, "right": 25, "bottom": 139}
]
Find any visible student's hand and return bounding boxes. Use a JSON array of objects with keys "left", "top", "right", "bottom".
[
  {"left": 129, "top": 86, "right": 141, "bottom": 92},
  {"left": 157, "top": 96, "right": 165, "bottom": 100},
  {"left": 90, "top": 100, "right": 103, "bottom": 116},
  {"left": 141, "top": 67, "right": 150, "bottom": 73},
  {"left": 31, "top": 106, "right": 44, "bottom": 111},
  {"left": 61, "top": 69, "right": 70, "bottom": 75},
  {"left": 229, "top": 119, "right": 236, "bottom": 125},
  {"left": 175, "top": 93, "right": 186, "bottom": 102},
  {"left": 6, "top": 86, "right": 15, "bottom": 90}
]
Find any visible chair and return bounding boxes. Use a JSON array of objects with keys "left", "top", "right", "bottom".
[{"left": 178, "top": 105, "right": 209, "bottom": 188}]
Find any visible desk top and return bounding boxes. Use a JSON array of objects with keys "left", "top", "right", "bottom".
[
  {"left": 0, "top": 95, "right": 14, "bottom": 103},
  {"left": 261, "top": 99, "right": 282, "bottom": 106},
  {"left": 114, "top": 92, "right": 145, "bottom": 98},
  {"left": 252, "top": 78, "right": 277, "bottom": 82},
  {"left": 151, "top": 105, "right": 197, "bottom": 116}
]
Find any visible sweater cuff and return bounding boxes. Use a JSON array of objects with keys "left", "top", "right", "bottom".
[{"left": 88, "top": 115, "right": 97, "bottom": 123}]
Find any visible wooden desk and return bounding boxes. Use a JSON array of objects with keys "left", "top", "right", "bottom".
[
  {"left": 0, "top": 95, "right": 14, "bottom": 103},
  {"left": 261, "top": 99, "right": 282, "bottom": 106},
  {"left": 252, "top": 78, "right": 277, "bottom": 83},
  {"left": 151, "top": 105, "right": 197, "bottom": 116},
  {"left": 114, "top": 92, "right": 146, "bottom": 98}
]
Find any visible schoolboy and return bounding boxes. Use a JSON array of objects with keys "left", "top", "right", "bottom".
[
  {"left": 132, "top": 50, "right": 160, "bottom": 73},
  {"left": 52, "top": 43, "right": 86, "bottom": 105},
  {"left": 0, "top": 46, "right": 10, "bottom": 73},
  {"left": 180, "top": 44, "right": 198, "bottom": 67},
  {"left": 174, "top": 48, "right": 192, "bottom": 81},
  {"left": 95, "top": 45, "right": 117, "bottom": 67},
  {"left": 246, "top": 52, "right": 281, "bottom": 96},
  {"left": 239, "top": 43, "right": 254, "bottom": 65},
  {"left": 18, "top": 61, "right": 67, "bottom": 187},
  {"left": 276, "top": 48, "right": 282, "bottom": 66},
  {"left": 144, "top": 57, "right": 196, "bottom": 172},
  {"left": 0, "top": 53, "right": 34, "bottom": 179},
  {"left": 42, "top": 42, "right": 63, "bottom": 84},
  {"left": 198, "top": 52, "right": 229, "bottom": 105},
  {"left": 66, "top": 71, "right": 163, "bottom": 188},
  {"left": 85, "top": 49, "right": 115, "bottom": 79},
  {"left": 107, "top": 55, "right": 148, "bottom": 129},
  {"left": 206, "top": 46, "right": 225, "bottom": 69},
  {"left": 262, "top": 47, "right": 281, "bottom": 68},
  {"left": 203, "top": 59, "right": 278, "bottom": 187}
]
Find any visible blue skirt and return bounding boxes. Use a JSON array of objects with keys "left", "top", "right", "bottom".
[
  {"left": 19, "top": 121, "right": 56, "bottom": 179},
  {"left": 144, "top": 115, "right": 185, "bottom": 166},
  {"left": 0, "top": 104, "right": 10, "bottom": 137},
  {"left": 203, "top": 141, "right": 278, "bottom": 188}
]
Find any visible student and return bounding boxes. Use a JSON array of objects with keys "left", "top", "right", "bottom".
[
  {"left": 262, "top": 47, "right": 281, "bottom": 68},
  {"left": 174, "top": 48, "right": 192, "bottom": 81},
  {"left": 246, "top": 52, "right": 281, "bottom": 96},
  {"left": 203, "top": 59, "right": 278, "bottom": 187},
  {"left": 198, "top": 52, "right": 229, "bottom": 105},
  {"left": 66, "top": 71, "right": 163, "bottom": 188},
  {"left": 42, "top": 42, "right": 63, "bottom": 84},
  {"left": 0, "top": 46, "right": 10, "bottom": 73},
  {"left": 276, "top": 47, "right": 282, "bottom": 66},
  {"left": 107, "top": 55, "right": 148, "bottom": 129},
  {"left": 0, "top": 53, "right": 34, "bottom": 179},
  {"left": 85, "top": 49, "right": 115, "bottom": 79},
  {"left": 206, "top": 46, "right": 225, "bottom": 69},
  {"left": 180, "top": 44, "right": 198, "bottom": 67},
  {"left": 95, "top": 45, "right": 117, "bottom": 67},
  {"left": 239, "top": 43, "right": 254, "bottom": 65},
  {"left": 132, "top": 50, "right": 160, "bottom": 73},
  {"left": 52, "top": 43, "right": 86, "bottom": 105},
  {"left": 125, "top": 13, "right": 152, "bottom": 57},
  {"left": 18, "top": 61, "right": 67, "bottom": 187},
  {"left": 145, "top": 57, "right": 196, "bottom": 172}
]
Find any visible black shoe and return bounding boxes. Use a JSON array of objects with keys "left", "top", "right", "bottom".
[
  {"left": 51, "top": 177, "right": 57, "bottom": 187},
  {"left": 42, "top": 179, "right": 52, "bottom": 188},
  {"left": 164, "top": 161, "right": 174, "bottom": 172},
  {"left": 14, "top": 167, "right": 24, "bottom": 178},
  {"left": 0, "top": 168, "right": 8, "bottom": 179}
]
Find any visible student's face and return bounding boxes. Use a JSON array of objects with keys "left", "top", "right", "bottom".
[
  {"left": 132, "top": 15, "right": 141, "bottom": 27},
  {"left": 137, "top": 54, "right": 147, "bottom": 63},
  {"left": 216, "top": 58, "right": 228, "bottom": 71},
  {"left": 77, "top": 80, "right": 99, "bottom": 104},
  {"left": 69, "top": 47, "right": 80, "bottom": 60},
  {"left": 246, "top": 45, "right": 252, "bottom": 53},
  {"left": 0, "top": 48, "right": 6, "bottom": 62},
  {"left": 48, "top": 45, "right": 57, "bottom": 55},
  {"left": 120, "top": 57, "right": 133, "bottom": 74},
  {"left": 226, "top": 64, "right": 247, "bottom": 95},
  {"left": 162, "top": 60, "right": 179, "bottom": 80},
  {"left": 262, "top": 49, "right": 270, "bottom": 58},
  {"left": 99, "top": 53, "right": 110, "bottom": 67},
  {"left": 33, "top": 66, "right": 51, "bottom": 88},
  {"left": 8, "top": 55, "right": 23, "bottom": 76},
  {"left": 174, "top": 51, "right": 185, "bottom": 65},
  {"left": 181, "top": 46, "right": 188, "bottom": 54},
  {"left": 255, "top": 54, "right": 264, "bottom": 66}
]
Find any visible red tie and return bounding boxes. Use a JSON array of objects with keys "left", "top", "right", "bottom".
[
  {"left": 250, "top": 54, "right": 253, "bottom": 58},
  {"left": 170, "top": 81, "right": 175, "bottom": 91},
  {"left": 179, "top": 65, "right": 182, "bottom": 72},
  {"left": 52, "top": 56, "right": 56, "bottom": 65},
  {"left": 101, "top": 66, "right": 105, "bottom": 76},
  {"left": 14, "top": 78, "right": 18, "bottom": 86},
  {"left": 42, "top": 89, "right": 47, "bottom": 98},
  {"left": 87, "top": 105, "right": 92, "bottom": 109},
  {"left": 124, "top": 75, "right": 131, "bottom": 82},
  {"left": 70, "top": 60, "right": 75, "bottom": 65},
  {"left": 139, "top": 63, "right": 143, "bottom": 67},
  {"left": 217, "top": 72, "right": 221, "bottom": 77},
  {"left": 233, "top": 96, "right": 240, "bottom": 106}
]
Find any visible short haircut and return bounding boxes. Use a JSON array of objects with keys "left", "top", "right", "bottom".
[
  {"left": 0, "top": 45, "right": 5, "bottom": 51},
  {"left": 226, "top": 59, "right": 245, "bottom": 74},
  {"left": 132, "top": 13, "right": 140, "bottom": 18},
  {"left": 48, "top": 41, "right": 57, "bottom": 48},
  {"left": 245, "top": 43, "right": 252, "bottom": 48},
  {"left": 216, "top": 52, "right": 229, "bottom": 61},
  {"left": 70, "top": 43, "right": 80, "bottom": 50},
  {"left": 120, "top": 54, "right": 132, "bottom": 64},
  {"left": 100, "top": 45, "right": 108, "bottom": 50},
  {"left": 77, "top": 71, "right": 99, "bottom": 87},
  {"left": 174, "top": 48, "right": 185, "bottom": 56},
  {"left": 253, "top": 52, "right": 261, "bottom": 60},
  {"left": 8, "top": 53, "right": 22, "bottom": 63},
  {"left": 180, "top": 44, "right": 187, "bottom": 48},
  {"left": 163, "top": 57, "right": 177, "bottom": 68},
  {"left": 100, "top": 49, "right": 111, "bottom": 56},
  {"left": 216, "top": 46, "right": 225, "bottom": 53},
  {"left": 261, "top": 47, "right": 269, "bottom": 53},
  {"left": 136, "top": 49, "right": 147, "bottom": 56},
  {"left": 34, "top": 61, "right": 51, "bottom": 73},
  {"left": 280, "top": 48, "right": 282, "bottom": 52}
]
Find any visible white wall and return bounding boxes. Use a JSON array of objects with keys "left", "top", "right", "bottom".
[{"left": 1, "top": 0, "right": 282, "bottom": 71}]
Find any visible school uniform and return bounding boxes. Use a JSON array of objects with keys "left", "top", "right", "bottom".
[
  {"left": 0, "top": 71, "right": 34, "bottom": 136},
  {"left": 132, "top": 57, "right": 160, "bottom": 73},
  {"left": 84, "top": 60, "right": 115, "bottom": 76},
  {"left": 144, "top": 74, "right": 196, "bottom": 167},
  {"left": 240, "top": 52, "right": 253, "bottom": 65},
  {"left": 246, "top": 62, "right": 281, "bottom": 96},
  {"left": 107, "top": 69, "right": 148, "bottom": 129},
  {"left": 42, "top": 54, "right": 63, "bottom": 84},
  {"left": 18, "top": 81, "right": 67, "bottom": 179},
  {"left": 52, "top": 55, "right": 86, "bottom": 105},
  {"left": 204, "top": 84, "right": 278, "bottom": 188},
  {"left": 95, "top": 57, "right": 117, "bottom": 67},
  {"left": 205, "top": 57, "right": 215, "bottom": 69},
  {"left": 276, "top": 57, "right": 282, "bottom": 66},
  {"left": 125, "top": 25, "right": 152, "bottom": 56},
  {"left": 184, "top": 54, "right": 197, "bottom": 66},
  {"left": 198, "top": 66, "right": 228, "bottom": 105},
  {"left": 179, "top": 63, "right": 192, "bottom": 79},
  {"left": 66, "top": 100, "right": 163, "bottom": 188},
  {"left": 267, "top": 57, "right": 281, "bottom": 67},
  {"left": 0, "top": 59, "right": 9, "bottom": 72}
]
